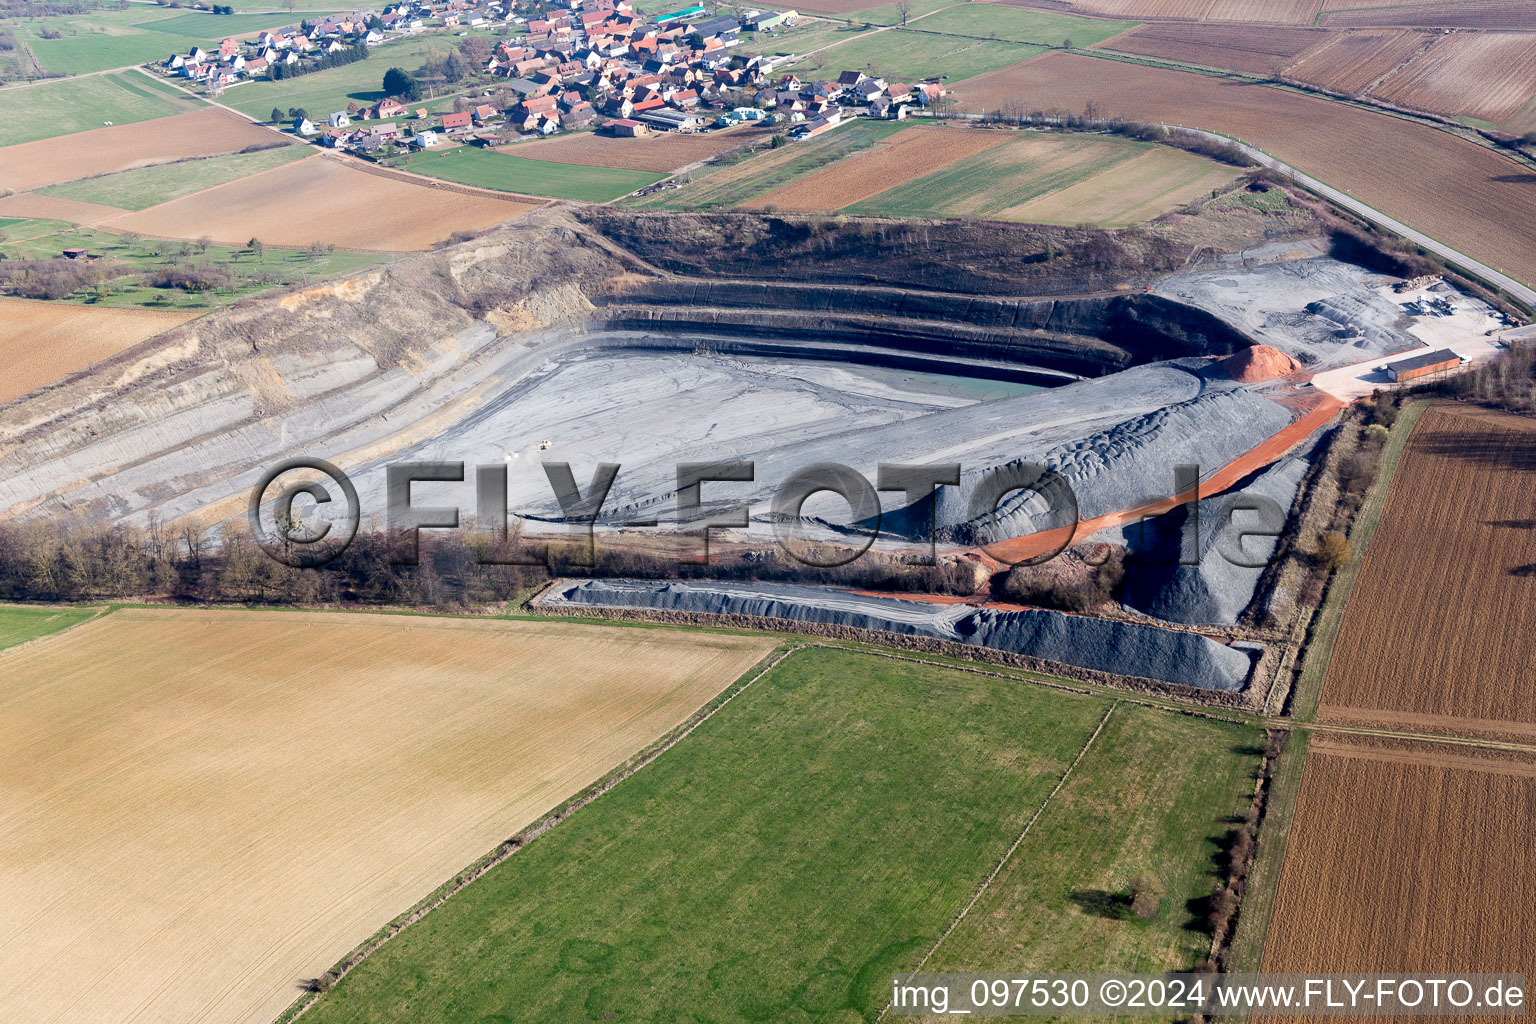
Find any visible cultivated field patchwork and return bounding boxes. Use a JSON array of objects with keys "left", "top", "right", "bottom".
[
  {"left": 297, "top": 647, "right": 1120, "bottom": 1023},
  {"left": 951, "top": 52, "right": 1536, "bottom": 286},
  {"left": 1318, "top": 404, "right": 1536, "bottom": 738},
  {"left": 1370, "top": 31, "right": 1536, "bottom": 126},
  {"left": 1101, "top": 23, "right": 1327, "bottom": 73},
  {"left": 109, "top": 155, "right": 542, "bottom": 250},
  {"left": 1319, "top": 0, "right": 1536, "bottom": 29},
  {"left": 844, "top": 131, "right": 1238, "bottom": 225},
  {"left": 0, "top": 106, "right": 277, "bottom": 192},
  {"left": 0, "top": 608, "right": 773, "bottom": 1024},
  {"left": 1283, "top": 28, "right": 1430, "bottom": 97},
  {"left": 1261, "top": 740, "right": 1536, "bottom": 987},
  {"left": 509, "top": 122, "right": 776, "bottom": 172},
  {"left": 739, "top": 126, "right": 1008, "bottom": 212}
]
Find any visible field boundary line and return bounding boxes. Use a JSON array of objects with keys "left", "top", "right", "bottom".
[
  {"left": 276, "top": 640, "right": 800, "bottom": 1024},
  {"left": 1289, "top": 399, "right": 1428, "bottom": 721},
  {"left": 874, "top": 699, "right": 1120, "bottom": 1022}
]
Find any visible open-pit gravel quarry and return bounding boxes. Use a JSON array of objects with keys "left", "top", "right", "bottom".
[{"left": 0, "top": 205, "right": 1513, "bottom": 692}]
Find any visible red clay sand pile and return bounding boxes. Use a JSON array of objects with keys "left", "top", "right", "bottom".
[{"left": 1221, "top": 345, "right": 1301, "bottom": 382}]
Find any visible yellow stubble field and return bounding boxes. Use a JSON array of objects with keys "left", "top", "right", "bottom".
[{"left": 0, "top": 608, "right": 774, "bottom": 1024}]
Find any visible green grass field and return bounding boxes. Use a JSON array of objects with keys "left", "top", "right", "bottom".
[
  {"left": 217, "top": 35, "right": 470, "bottom": 120},
  {"left": 0, "top": 605, "right": 98, "bottom": 651},
  {"left": 40, "top": 143, "right": 308, "bottom": 210},
  {"left": 927, "top": 702, "right": 1261, "bottom": 980},
  {"left": 298, "top": 646, "right": 1262, "bottom": 1023},
  {"left": 406, "top": 146, "right": 663, "bottom": 202},
  {"left": 911, "top": 6, "right": 1137, "bottom": 47},
  {"left": 301, "top": 647, "right": 1113, "bottom": 1023},
  {"left": 855, "top": 0, "right": 958, "bottom": 27},
  {"left": 787, "top": 27, "right": 1042, "bottom": 80},
  {"left": 625, "top": 119, "right": 912, "bottom": 210},
  {"left": 17, "top": 7, "right": 335, "bottom": 76},
  {"left": 751, "top": 21, "right": 875, "bottom": 58},
  {"left": 0, "top": 72, "right": 199, "bottom": 147},
  {"left": 0, "top": 223, "right": 390, "bottom": 308}
]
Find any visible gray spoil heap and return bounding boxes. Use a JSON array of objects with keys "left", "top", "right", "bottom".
[
  {"left": 1095, "top": 442, "right": 1315, "bottom": 625},
  {"left": 542, "top": 579, "right": 1256, "bottom": 693},
  {"left": 0, "top": 210, "right": 1304, "bottom": 560},
  {"left": 1155, "top": 252, "right": 1420, "bottom": 369}
]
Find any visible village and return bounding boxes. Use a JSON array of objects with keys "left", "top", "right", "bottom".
[{"left": 155, "top": 0, "right": 951, "bottom": 159}]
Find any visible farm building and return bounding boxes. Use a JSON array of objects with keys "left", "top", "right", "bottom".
[
  {"left": 1387, "top": 348, "right": 1461, "bottom": 382},
  {"left": 609, "top": 118, "right": 649, "bottom": 136},
  {"left": 639, "top": 108, "right": 707, "bottom": 131},
  {"left": 656, "top": 5, "right": 707, "bottom": 24}
]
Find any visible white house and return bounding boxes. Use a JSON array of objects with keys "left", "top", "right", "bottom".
[
  {"left": 413, "top": 129, "right": 440, "bottom": 147},
  {"left": 294, "top": 116, "right": 317, "bottom": 135},
  {"left": 329, "top": 111, "right": 352, "bottom": 127}
]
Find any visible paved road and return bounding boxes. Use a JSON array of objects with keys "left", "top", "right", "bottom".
[{"left": 1179, "top": 127, "right": 1536, "bottom": 307}]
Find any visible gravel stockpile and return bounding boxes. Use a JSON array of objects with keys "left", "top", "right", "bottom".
[
  {"left": 1100, "top": 443, "right": 1314, "bottom": 625},
  {"left": 1156, "top": 252, "right": 1421, "bottom": 368},
  {"left": 542, "top": 579, "right": 1257, "bottom": 692}
]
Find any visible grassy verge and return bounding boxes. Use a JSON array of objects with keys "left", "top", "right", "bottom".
[
  {"left": 0, "top": 604, "right": 101, "bottom": 651},
  {"left": 1289, "top": 399, "right": 1429, "bottom": 722},
  {"left": 300, "top": 646, "right": 1115, "bottom": 1023},
  {"left": 1224, "top": 730, "right": 1309, "bottom": 974}
]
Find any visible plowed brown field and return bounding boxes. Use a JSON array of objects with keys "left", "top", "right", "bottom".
[
  {"left": 1284, "top": 28, "right": 1429, "bottom": 96},
  {"left": 0, "top": 608, "right": 774, "bottom": 1024},
  {"left": 111, "top": 155, "right": 541, "bottom": 251},
  {"left": 1006, "top": 0, "right": 1323, "bottom": 22},
  {"left": 510, "top": 123, "right": 775, "bottom": 172},
  {"left": 739, "top": 126, "right": 1007, "bottom": 212},
  {"left": 0, "top": 192, "right": 126, "bottom": 225},
  {"left": 951, "top": 52, "right": 1536, "bottom": 286},
  {"left": 0, "top": 298, "right": 196, "bottom": 403},
  {"left": 1260, "top": 741, "right": 1536, "bottom": 995},
  {"left": 1371, "top": 31, "right": 1536, "bottom": 125},
  {"left": 1321, "top": 0, "right": 1536, "bottom": 29},
  {"left": 1317, "top": 404, "right": 1536, "bottom": 737},
  {"left": 1100, "top": 23, "right": 1326, "bottom": 73},
  {"left": 0, "top": 108, "right": 277, "bottom": 192}
]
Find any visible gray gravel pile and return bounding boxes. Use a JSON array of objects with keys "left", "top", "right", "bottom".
[
  {"left": 1097, "top": 444, "right": 1314, "bottom": 625},
  {"left": 1155, "top": 253, "right": 1419, "bottom": 368},
  {"left": 542, "top": 579, "right": 1256, "bottom": 692}
]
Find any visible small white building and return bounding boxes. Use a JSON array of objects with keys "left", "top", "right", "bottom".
[
  {"left": 413, "top": 130, "right": 439, "bottom": 147},
  {"left": 329, "top": 111, "right": 352, "bottom": 128}
]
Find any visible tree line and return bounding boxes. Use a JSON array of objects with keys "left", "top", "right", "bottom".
[
  {"left": 269, "top": 40, "right": 367, "bottom": 81},
  {"left": 0, "top": 520, "right": 986, "bottom": 609}
]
